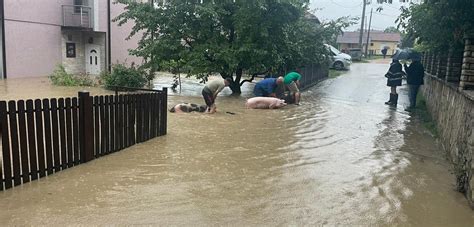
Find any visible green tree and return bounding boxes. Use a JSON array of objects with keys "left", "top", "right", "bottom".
[
  {"left": 321, "top": 16, "right": 359, "bottom": 47},
  {"left": 115, "top": 0, "right": 338, "bottom": 94},
  {"left": 384, "top": 26, "right": 399, "bottom": 33},
  {"left": 399, "top": 33, "right": 415, "bottom": 48},
  {"left": 373, "top": 0, "right": 473, "bottom": 52},
  {"left": 396, "top": 0, "right": 474, "bottom": 53}
]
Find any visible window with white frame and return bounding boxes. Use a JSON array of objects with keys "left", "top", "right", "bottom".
[{"left": 74, "top": 0, "right": 89, "bottom": 13}]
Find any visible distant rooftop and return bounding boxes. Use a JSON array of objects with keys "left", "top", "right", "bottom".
[
  {"left": 337, "top": 31, "right": 401, "bottom": 44},
  {"left": 304, "top": 12, "right": 321, "bottom": 24}
]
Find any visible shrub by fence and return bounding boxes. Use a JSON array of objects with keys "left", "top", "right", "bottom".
[{"left": 0, "top": 88, "right": 167, "bottom": 190}]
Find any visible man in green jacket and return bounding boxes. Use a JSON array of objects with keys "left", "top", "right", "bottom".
[{"left": 284, "top": 70, "right": 302, "bottom": 105}]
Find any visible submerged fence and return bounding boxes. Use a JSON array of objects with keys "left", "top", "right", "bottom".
[{"left": 0, "top": 89, "right": 167, "bottom": 190}]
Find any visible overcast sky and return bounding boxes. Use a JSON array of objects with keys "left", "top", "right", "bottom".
[{"left": 309, "top": 0, "right": 412, "bottom": 31}]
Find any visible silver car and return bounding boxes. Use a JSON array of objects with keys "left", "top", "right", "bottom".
[{"left": 325, "top": 44, "right": 352, "bottom": 70}]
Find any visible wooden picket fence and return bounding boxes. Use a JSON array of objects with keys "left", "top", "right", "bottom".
[{"left": 0, "top": 88, "right": 167, "bottom": 190}]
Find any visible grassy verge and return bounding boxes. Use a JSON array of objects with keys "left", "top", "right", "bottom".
[
  {"left": 366, "top": 55, "right": 385, "bottom": 60},
  {"left": 355, "top": 59, "right": 371, "bottom": 63},
  {"left": 412, "top": 93, "right": 439, "bottom": 138},
  {"left": 353, "top": 55, "right": 386, "bottom": 63},
  {"left": 329, "top": 69, "right": 346, "bottom": 78}
]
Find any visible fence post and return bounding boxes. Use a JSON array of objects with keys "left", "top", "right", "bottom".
[
  {"left": 446, "top": 49, "right": 463, "bottom": 83},
  {"left": 460, "top": 35, "right": 474, "bottom": 90},
  {"left": 162, "top": 87, "right": 168, "bottom": 135},
  {"left": 0, "top": 101, "right": 12, "bottom": 189},
  {"left": 79, "top": 91, "right": 94, "bottom": 163}
]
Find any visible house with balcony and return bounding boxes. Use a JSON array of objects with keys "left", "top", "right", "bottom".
[{"left": 0, "top": 0, "right": 144, "bottom": 79}]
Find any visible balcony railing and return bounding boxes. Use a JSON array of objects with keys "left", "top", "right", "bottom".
[{"left": 62, "top": 5, "right": 92, "bottom": 29}]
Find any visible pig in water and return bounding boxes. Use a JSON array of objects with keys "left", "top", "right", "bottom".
[
  {"left": 170, "top": 103, "right": 207, "bottom": 113},
  {"left": 245, "top": 97, "right": 287, "bottom": 109}
]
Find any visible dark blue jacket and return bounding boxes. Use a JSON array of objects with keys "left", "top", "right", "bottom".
[
  {"left": 404, "top": 61, "right": 424, "bottom": 85},
  {"left": 255, "top": 78, "right": 278, "bottom": 94}
]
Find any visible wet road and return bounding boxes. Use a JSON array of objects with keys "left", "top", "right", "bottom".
[{"left": 1, "top": 61, "right": 474, "bottom": 225}]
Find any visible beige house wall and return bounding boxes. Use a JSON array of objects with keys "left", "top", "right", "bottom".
[
  {"left": 338, "top": 43, "right": 356, "bottom": 51},
  {"left": 338, "top": 41, "right": 399, "bottom": 56},
  {"left": 368, "top": 41, "right": 398, "bottom": 55}
]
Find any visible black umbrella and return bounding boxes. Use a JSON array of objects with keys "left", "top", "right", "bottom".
[
  {"left": 392, "top": 49, "right": 421, "bottom": 61},
  {"left": 391, "top": 49, "right": 410, "bottom": 60}
]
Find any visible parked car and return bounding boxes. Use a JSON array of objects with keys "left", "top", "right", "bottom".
[
  {"left": 348, "top": 48, "right": 363, "bottom": 61},
  {"left": 325, "top": 44, "right": 352, "bottom": 70}
]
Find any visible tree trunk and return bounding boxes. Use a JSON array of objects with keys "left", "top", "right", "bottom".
[
  {"left": 229, "top": 81, "right": 241, "bottom": 94},
  {"left": 222, "top": 69, "right": 243, "bottom": 94},
  {"left": 231, "top": 68, "right": 243, "bottom": 94}
]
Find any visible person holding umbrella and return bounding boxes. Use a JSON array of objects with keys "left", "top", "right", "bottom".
[
  {"left": 404, "top": 53, "right": 424, "bottom": 111},
  {"left": 381, "top": 46, "right": 389, "bottom": 59},
  {"left": 384, "top": 51, "right": 405, "bottom": 106}
]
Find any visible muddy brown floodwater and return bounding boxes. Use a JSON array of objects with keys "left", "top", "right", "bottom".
[{"left": 0, "top": 62, "right": 474, "bottom": 225}]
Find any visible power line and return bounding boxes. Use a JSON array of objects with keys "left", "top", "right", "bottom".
[
  {"left": 381, "top": 3, "right": 400, "bottom": 10},
  {"left": 374, "top": 12, "right": 398, "bottom": 17},
  {"left": 328, "top": 0, "right": 363, "bottom": 9}
]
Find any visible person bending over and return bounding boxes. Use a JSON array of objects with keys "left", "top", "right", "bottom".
[
  {"left": 284, "top": 70, "right": 302, "bottom": 105},
  {"left": 202, "top": 77, "right": 232, "bottom": 114},
  {"left": 253, "top": 77, "right": 284, "bottom": 97}
]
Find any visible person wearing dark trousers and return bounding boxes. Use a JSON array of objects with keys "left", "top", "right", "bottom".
[
  {"left": 404, "top": 59, "right": 425, "bottom": 111},
  {"left": 384, "top": 59, "right": 404, "bottom": 106},
  {"left": 381, "top": 48, "right": 388, "bottom": 59},
  {"left": 283, "top": 71, "right": 302, "bottom": 105},
  {"left": 202, "top": 77, "right": 232, "bottom": 114}
]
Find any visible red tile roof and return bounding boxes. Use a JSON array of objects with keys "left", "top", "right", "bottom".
[{"left": 337, "top": 31, "right": 401, "bottom": 44}]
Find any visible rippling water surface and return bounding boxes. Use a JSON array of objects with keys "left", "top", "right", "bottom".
[{"left": 0, "top": 62, "right": 473, "bottom": 225}]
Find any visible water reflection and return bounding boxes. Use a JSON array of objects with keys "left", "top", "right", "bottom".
[{"left": 0, "top": 77, "right": 114, "bottom": 100}]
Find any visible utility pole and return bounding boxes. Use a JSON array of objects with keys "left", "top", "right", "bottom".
[
  {"left": 358, "top": 0, "right": 367, "bottom": 49},
  {"left": 364, "top": 16, "right": 368, "bottom": 31},
  {"left": 365, "top": 8, "right": 373, "bottom": 57}
]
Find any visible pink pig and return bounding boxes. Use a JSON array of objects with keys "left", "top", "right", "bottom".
[{"left": 245, "top": 97, "right": 287, "bottom": 109}]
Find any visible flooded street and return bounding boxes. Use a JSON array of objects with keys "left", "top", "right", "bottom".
[
  {"left": 0, "top": 77, "right": 114, "bottom": 100},
  {"left": 1, "top": 61, "right": 474, "bottom": 225}
]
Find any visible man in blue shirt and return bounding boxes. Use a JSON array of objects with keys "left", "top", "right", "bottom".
[{"left": 254, "top": 77, "right": 284, "bottom": 97}]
